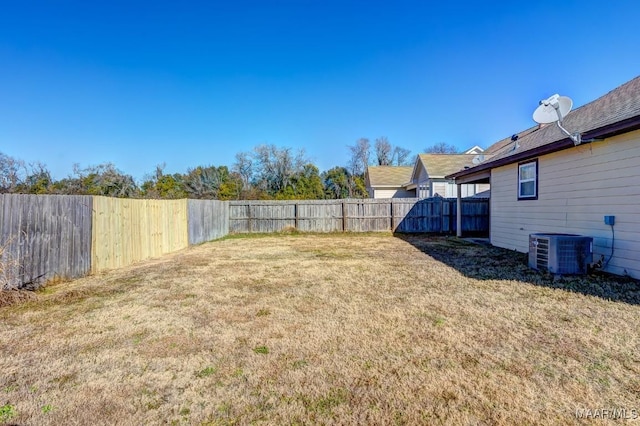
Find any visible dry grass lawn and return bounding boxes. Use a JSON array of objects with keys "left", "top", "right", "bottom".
[{"left": 1, "top": 233, "right": 639, "bottom": 425}]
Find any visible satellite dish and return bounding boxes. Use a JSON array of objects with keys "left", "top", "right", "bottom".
[
  {"left": 533, "top": 94, "right": 573, "bottom": 124},
  {"left": 532, "top": 93, "right": 582, "bottom": 145},
  {"left": 472, "top": 154, "right": 485, "bottom": 165}
]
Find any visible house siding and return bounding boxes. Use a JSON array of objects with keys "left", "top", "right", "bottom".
[
  {"left": 432, "top": 182, "right": 447, "bottom": 197},
  {"left": 430, "top": 181, "right": 490, "bottom": 198},
  {"left": 415, "top": 166, "right": 429, "bottom": 198},
  {"left": 490, "top": 129, "right": 640, "bottom": 278}
]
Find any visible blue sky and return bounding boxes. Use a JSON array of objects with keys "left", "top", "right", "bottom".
[{"left": 1, "top": 1, "right": 639, "bottom": 180}]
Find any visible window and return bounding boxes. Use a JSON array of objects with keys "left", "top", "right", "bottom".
[{"left": 518, "top": 160, "right": 538, "bottom": 200}]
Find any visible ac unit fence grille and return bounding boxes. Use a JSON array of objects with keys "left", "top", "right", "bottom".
[
  {"left": 558, "top": 240, "right": 587, "bottom": 271},
  {"left": 535, "top": 238, "right": 549, "bottom": 270}
]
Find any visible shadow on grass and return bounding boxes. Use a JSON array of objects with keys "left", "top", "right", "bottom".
[{"left": 395, "top": 233, "right": 640, "bottom": 306}]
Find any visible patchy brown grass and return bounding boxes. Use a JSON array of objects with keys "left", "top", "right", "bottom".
[
  {"left": 0, "top": 289, "right": 37, "bottom": 308},
  {"left": 1, "top": 234, "right": 639, "bottom": 425}
]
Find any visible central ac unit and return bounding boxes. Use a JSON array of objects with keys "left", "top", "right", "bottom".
[{"left": 529, "top": 233, "right": 593, "bottom": 275}]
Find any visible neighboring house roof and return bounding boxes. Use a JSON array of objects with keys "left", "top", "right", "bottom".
[
  {"left": 365, "top": 166, "right": 413, "bottom": 188},
  {"left": 464, "top": 145, "right": 485, "bottom": 154},
  {"left": 470, "top": 189, "right": 491, "bottom": 198},
  {"left": 411, "top": 154, "right": 493, "bottom": 181},
  {"left": 448, "top": 75, "right": 640, "bottom": 180}
]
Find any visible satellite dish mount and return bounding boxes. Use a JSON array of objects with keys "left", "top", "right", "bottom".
[{"left": 533, "top": 94, "right": 582, "bottom": 145}]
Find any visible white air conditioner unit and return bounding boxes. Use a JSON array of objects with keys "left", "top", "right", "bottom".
[{"left": 529, "top": 233, "right": 593, "bottom": 275}]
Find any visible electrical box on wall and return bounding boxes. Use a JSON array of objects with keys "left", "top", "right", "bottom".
[{"left": 604, "top": 215, "right": 615, "bottom": 226}]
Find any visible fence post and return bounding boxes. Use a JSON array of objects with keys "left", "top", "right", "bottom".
[
  {"left": 294, "top": 203, "right": 299, "bottom": 230},
  {"left": 456, "top": 184, "right": 462, "bottom": 237},
  {"left": 342, "top": 201, "right": 347, "bottom": 232},
  {"left": 449, "top": 200, "right": 454, "bottom": 234},
  {"left": 390, "top": 199, "right": 395, "bottom": 232},
  {"left": 248, "top": 203, "right": 252, "bottom": 233}
]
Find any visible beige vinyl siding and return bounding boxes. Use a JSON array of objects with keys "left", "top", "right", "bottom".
[
  {"left": 476, "top": 183, "right": 491, "bottom": 195},
  {"left": 372, "top": 188, "right": 415, "bottom": 199},
  {"left": 456, "top": 183, "right": 490, "bottom": 198},
  {"left": 490, "top": 129, "right": 640, "bottom": 278},
  {"left": 416, "top": 166, "right": 428, "bottom": 182},
  {"left": 432, "top": 182, "right": 448, "bottom": 197},
  {"left": 432, "top": 182, "right": 491, "bottom": 198},
  {"left": 415, "top": 165, "right": 429, "bottom": 198}
]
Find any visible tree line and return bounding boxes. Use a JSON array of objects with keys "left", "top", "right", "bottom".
[{"left": 1, "top": 139, "right": 458, "bottom": 200}]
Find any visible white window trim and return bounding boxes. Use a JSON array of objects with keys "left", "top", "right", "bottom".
[{"left": 518, "top": 160, "right": 537, "bottom": 200}]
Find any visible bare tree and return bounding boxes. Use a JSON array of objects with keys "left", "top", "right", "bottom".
[
  {"left": 352, "top": 137, "right": 412, "bottom": 168},
  {"left": 374, "top": 137, "right": 393, "bottom": 165},
  {"left": 0, "top": 153, "right": 26, "bottom": 193},
  {"left": 347, "top": 138, "right": 370, "bottom": 176},
  {"left": 392, "top": 147, "right": 412, "bottom": 166},
  {"left": 233, "top": 152, "right": 253, "bottom": 188},
  {"left": 424, "top": 142, "right": 458, "bottom": 154},
  {"left": 252, "top": 144, "right": 306, "bottom": 195}
]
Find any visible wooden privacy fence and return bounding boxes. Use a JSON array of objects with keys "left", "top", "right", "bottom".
[
  {"left": 92, "top": 197, "right": 189, "bottom": 272},
  {"left": 91, "top": 197, "right": 231, "bottom": 272},
  {"left": 0, "top": 194, "right": 93, "bottom": 288},
  {"left": 229, "top": 197, "right": 489, "bottom": 234},
  {"left": 187, "top": 199, "right": 229, "bottom": 245},
  {"left": 1, "top": 194, "right": 486, "bottom": 288},
  {"left": 0, "top": 195, "right": 229, "bottom": 288},
  {"left": 395, "top": 198, "right": 490, "bottom": 234}
]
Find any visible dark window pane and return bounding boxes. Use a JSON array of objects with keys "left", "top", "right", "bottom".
[{"left": 520, "top": 181, "right": 535, "bottom": 197}]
